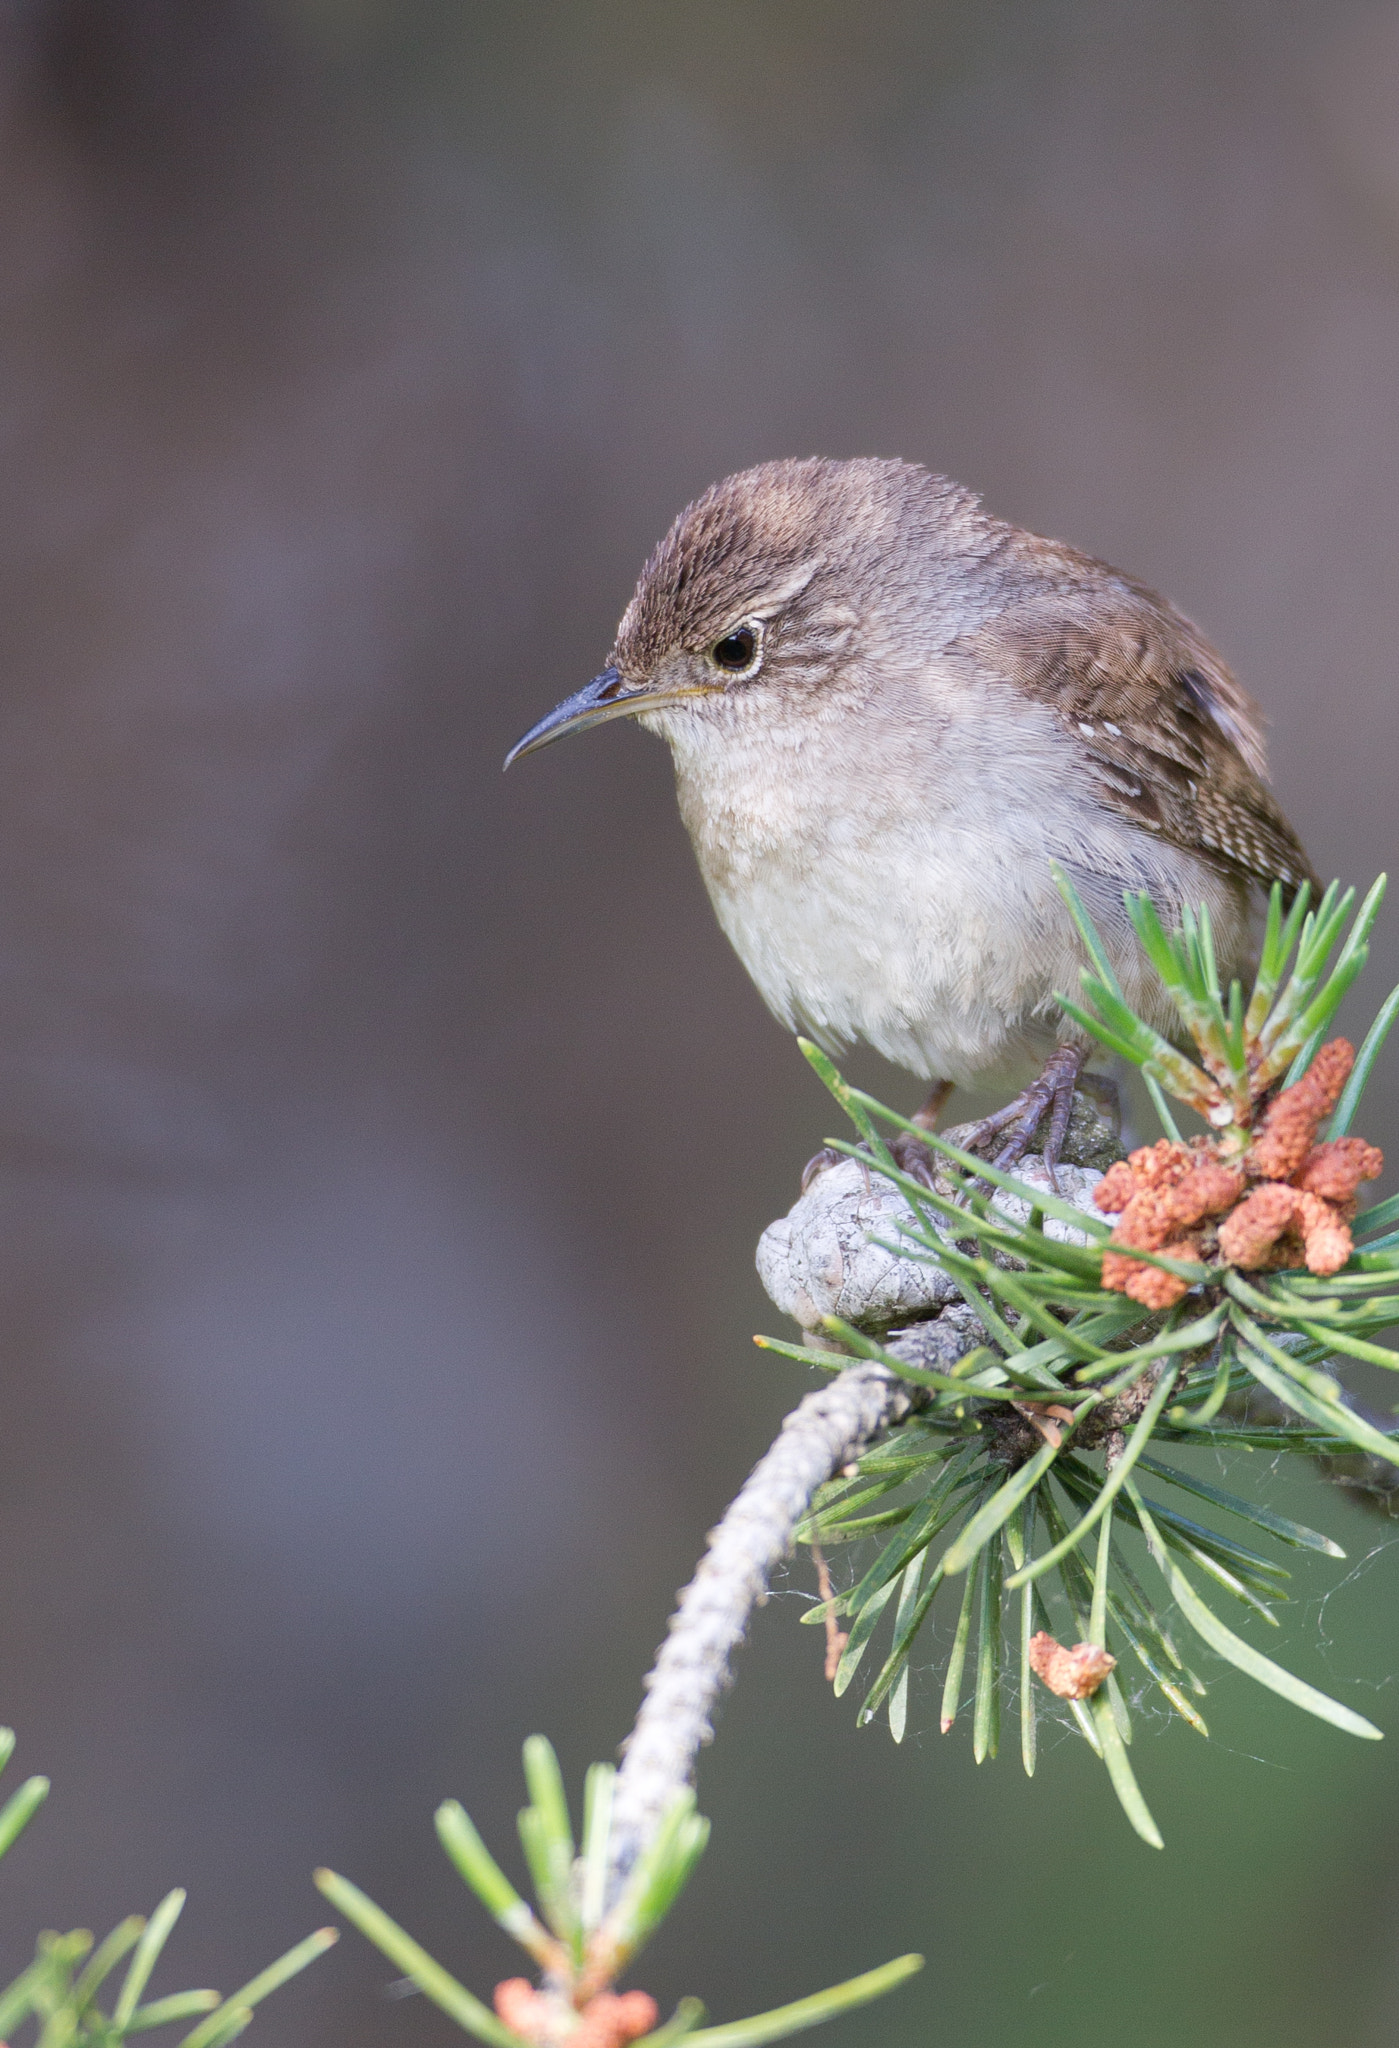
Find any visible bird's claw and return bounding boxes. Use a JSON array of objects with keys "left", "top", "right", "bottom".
[
  {"left": 887, "top": 1129, "right": 939, "bottom": 1186},
  {"left": 800, "top": 1127, "right": 938, "bottom": 1195},
  {"left": 961, "top": 1046, "right": 1086, "bottom": 1194},
  {"left": 800, "top": 1145, "right": 844, "bottom": 1193},
  {"left": 800, "top": 1080, "right": 951, "bottom": 1194}
]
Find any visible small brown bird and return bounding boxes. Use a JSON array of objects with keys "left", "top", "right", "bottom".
[{"left": 507, "top": 458, "right": 1317, "bottom": 1178}]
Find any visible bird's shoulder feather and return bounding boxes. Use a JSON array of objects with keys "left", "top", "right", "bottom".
[{"left": 958, "top": 558, "right": 1318, "bottom": 897}]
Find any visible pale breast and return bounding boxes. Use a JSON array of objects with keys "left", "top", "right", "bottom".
[{"left": 648, "top": 672, "right": 1257, "bottom": 1086}]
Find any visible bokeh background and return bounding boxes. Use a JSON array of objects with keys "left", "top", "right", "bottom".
[{"left": 1, "top": 3, "right": 1398, "bottom": 2044}]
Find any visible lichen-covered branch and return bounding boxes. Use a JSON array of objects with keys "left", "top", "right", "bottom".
[
  {"left": 606, "top": 1126, "right": 1112, "bottom": 1895},
  {"left": 606, "top": 1081, "right": 1397, "bottom": 1890},
  {"left": 605, "top": 1358, "right": 927, "bottom": 1894}
]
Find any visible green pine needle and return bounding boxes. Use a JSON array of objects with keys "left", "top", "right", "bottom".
[{"left": 783, "top": 872, "right": 1399, "bottom": 1839}]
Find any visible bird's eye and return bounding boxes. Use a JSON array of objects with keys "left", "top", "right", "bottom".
[{"left": 709, "top": 623, "right": 763, "bottom": 677}]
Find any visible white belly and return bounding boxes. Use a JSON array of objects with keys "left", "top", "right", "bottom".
[{"left": 653, "top": 681, "right": 1254, "bottom": 1087}]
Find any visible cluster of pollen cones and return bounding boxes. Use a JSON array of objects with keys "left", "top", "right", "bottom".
[
  {"left": 1094, "top": 1039, "right": 1383, "bottom": 1310},
  {"left": 493, "top": 1982, "right": 658, "bottom": 2048},
  {"left": 1026, "top": 1632, "right": 1117, "bottom": 1701}
]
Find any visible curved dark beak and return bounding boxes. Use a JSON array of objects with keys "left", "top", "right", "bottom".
[
  {"left": 504, "top": 667, "right": 640, "bottom": 769},
  {"left": 504, "top": 666, "right": 717, "bottom": 769}
]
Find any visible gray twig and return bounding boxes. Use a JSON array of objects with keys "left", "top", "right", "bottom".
[
  {"left": 605, "top": 1359, "right": 925, "bottom": 1894},
  {"left": 604, "top": 1087, "right": 1395, "bottom": 1904},
  {"left": 606, "top": 1123, "right": 1114, "bottom": 1895}
]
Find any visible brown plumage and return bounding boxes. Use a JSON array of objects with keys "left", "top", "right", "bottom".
[
  {"left": 963, "top": 574, "right": 1317, "bottom": 900},
  {"left": 508, "top": 457, "right": 1317, "bottom": 1177}
]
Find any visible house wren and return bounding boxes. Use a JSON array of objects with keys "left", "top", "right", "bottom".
[{"left": 507, "top": 458, "right": 1317, "bottom": 1177}]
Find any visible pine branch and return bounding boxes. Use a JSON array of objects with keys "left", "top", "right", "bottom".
[
  {"left": 318, "top": 867, "right": 1399, "bottom": 2035},
  {"left": 736, "top": 874, "right": 1399, "bottom": 1844},
  {"left": 314, "top": 1363, "right": 939, "bottom": 2047},
  {"left": 605, "top": 1361, "right": 928, "bottom": 1895}
]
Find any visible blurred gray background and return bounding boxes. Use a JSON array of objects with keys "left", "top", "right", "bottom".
[{"left": 0, "top": 3, "right": 1398, "bottom": 2045}]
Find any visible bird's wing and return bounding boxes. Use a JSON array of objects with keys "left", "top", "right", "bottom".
[{"left": 962, "top": 575, "right": 1318, "bottom": 898}]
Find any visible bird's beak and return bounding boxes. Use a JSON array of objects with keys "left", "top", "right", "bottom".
[{"left": 504, "top": 667, "right": 716, "bottom": 769}]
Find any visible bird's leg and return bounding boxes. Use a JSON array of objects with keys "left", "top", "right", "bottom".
[
  {"left": 912, "top": 1079, "right": 955, "bottom": 1131},
  {"left": 963, "top": 1045, "right": 1086, "bottom": 1191},
  {"left": 800, "top": 1078, "right": 953, "bottom": 1193},
  {"left": 886, "top": 1078, "right": 954, "bottom": 1185}
]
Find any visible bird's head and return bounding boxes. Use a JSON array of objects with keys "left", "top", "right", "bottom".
[{"left": 504, "top": 457, "right": 988, "bottom": 767}]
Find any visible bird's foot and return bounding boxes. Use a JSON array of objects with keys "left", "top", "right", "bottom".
[
  {"left": 961, "top": 1046, "right": 1086, "bottom": 1193},
  {"left": 886, "top": 1128, "right": 939, "bottom": 1186},
  {"left": 800, "top": 1129, "right": 938, "bottom": 1192},
  {"left": 800, "top": 1144, "right": 845, "bottom": 1193},
  {"left": 800, "top": 1081, "right": 952, "bottom": 1193}
]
